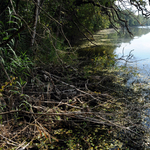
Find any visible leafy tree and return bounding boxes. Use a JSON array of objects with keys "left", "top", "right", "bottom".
[
  {"left": 0, "top": 0, "right": 150, "bottom": 80},
  {"left": 0, "top": 0, "right": 149, "bottom": 47}
]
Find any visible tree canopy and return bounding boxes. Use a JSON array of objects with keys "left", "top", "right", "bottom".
[
  {"left": 0, "top": 0, "right": 150, "bottom": 102},
  {"left": 0, "top": 0, "right": 150, "bottom": 50}
]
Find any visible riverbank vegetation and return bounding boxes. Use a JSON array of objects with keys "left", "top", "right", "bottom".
[{"left": 1, "top": 0, "right": 150, "bottom": 149}]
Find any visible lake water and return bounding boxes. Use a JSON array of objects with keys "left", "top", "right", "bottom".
[
  {"left": 78, "top": 26, "right": 150, "bottom": 149},
  {"left": 79, "top": 26, "right": 150, "bottom": 81},
  {"left": 115, "top": 27, "right": 150, "bottom": 147},
  {"left": 115, "top": 26, "right": 150, "bottom": 76},
  {"left": 111, "top": 26, "right": 150, "bottom": 148}
]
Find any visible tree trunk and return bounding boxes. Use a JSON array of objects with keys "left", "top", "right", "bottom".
[{"left": 31, "top": 0, "right": 40, "bottom": 46}]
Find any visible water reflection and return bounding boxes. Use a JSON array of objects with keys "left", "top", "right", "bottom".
[
  {"left": 77, "top": 45, "right": 116, "bottom": 58},
  {"left": 116, "top": 27, "right": 150, "bottom": 64},
  {"left": 78, "top": 26, "right": 150, "bottom": 72},
  {"left": 115, "top": 26, "right": 150, "bottom": 86},
  {"left": 115, "top": 27, "right": 150, "bottom": 149},
  {"left": 77, "top": 26, "right": 150, "bottom": 149}
]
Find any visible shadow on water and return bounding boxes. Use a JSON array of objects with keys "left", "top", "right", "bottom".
[
  {"left": 77, "top": 45, "right": 116, "bottom": 58},
  {"left": 76, "top": 26, "right": 150, "bottom": 149},
  {"left": 77, "top": 27, "right": 150, "bottom": 58}
]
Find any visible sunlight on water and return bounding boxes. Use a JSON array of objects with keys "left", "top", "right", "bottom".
[
  {"left": 115, "top": 27, "right": 150, "bottom": 146},
  {"left": 78, "top": 26, "right": 150, "bottom": 148},
  {"left": 115, "top": 26, "right": 150, "bottom": 67},
  {"left": 115, "top": 26, "right": 150, "bottom": 80}
]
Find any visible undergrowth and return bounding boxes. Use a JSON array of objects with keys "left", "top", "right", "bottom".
[{"left": 0, "top": 53, "right": 148, "bottom": 150}]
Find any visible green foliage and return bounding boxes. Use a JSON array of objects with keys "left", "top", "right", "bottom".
[
  {"left": 0, "top": 6, "right": 33, "bottom": 82},
  {"left": 0, "top": 1, "right": 149, "bottom": 149},
  {"left": 64, "top": 3, "right": 111, "bottom": 42},
  {"left": 8, "top": 52, "right": 33, "bottom": 78},
  {"left": 94, "top": 53, "right": 116, "bottom": 69},
  {"left": 0, "top": 7, "right": 21, "bottom": 41},
  {"left": 92, "top": 9, "right": 110, "bottom": 31},
  {"left": 119, "top": 9, "right": 150, "bottom": 26}
]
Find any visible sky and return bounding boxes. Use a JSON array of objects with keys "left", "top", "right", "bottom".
[{"left": 116, "top": 0, "right": 150, "bottom": 15}]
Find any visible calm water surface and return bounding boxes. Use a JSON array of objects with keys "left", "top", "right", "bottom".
[
  {"left": 115, "top": 26, "right": 150, "bottom": 75},
  {"left": 79, "top": 26, "right": 150, "bottom": 148},
  {"left": 114, "top": 26, "right": 150, "bottom": 147}
]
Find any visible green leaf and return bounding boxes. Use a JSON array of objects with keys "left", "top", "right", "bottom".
[
  {"left": 6, "top": 28, "right": 18, "bottom": 32},
  {"left": 12, "top": 15, "right": 20, "bottom": 21},
  {"left": 0, "top": 32, "right": 6, "bottom": 35},
  {"left": 3, "top": 35, "right": 11, "bottom": 40},
  {"left": 0, "top": 21, "right": 4, "bottom": 26},
  {"left": 7, "top": 44, "right": 17, "bottom": 57},
  {"left": 7, "top": 20, "right": 18, "bottom": 24}
]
